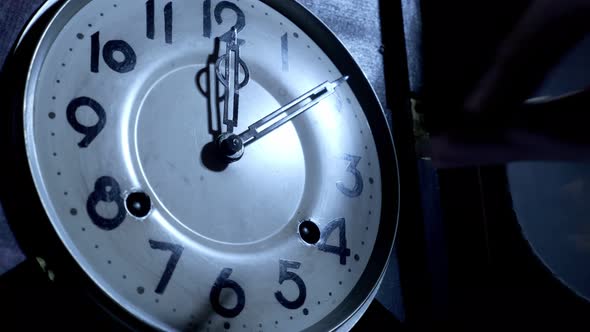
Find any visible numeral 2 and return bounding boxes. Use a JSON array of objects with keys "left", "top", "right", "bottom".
[
  {"left": 146, "top": 0, "right": 173, "bottom": 44},
  {"left": 91, "top": 32, "right": 136, "bottom": 73},
  {"left": 149, "top": 240, "right": 184, "bottom": 294},
  {"left": 317, "top": 218, "right": 351, "bottom": 265}
]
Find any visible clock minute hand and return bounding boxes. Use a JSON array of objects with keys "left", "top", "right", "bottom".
[
  {"left": 238, "top": 76, "right": 349, "bottom": 146},
  {"left": 216, "top": 76, "right": 348, "bottom": 163}
]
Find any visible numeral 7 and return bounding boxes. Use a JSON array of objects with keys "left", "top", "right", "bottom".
[{"left": 149, "top": 240, "right": 184, "bottom": 294}]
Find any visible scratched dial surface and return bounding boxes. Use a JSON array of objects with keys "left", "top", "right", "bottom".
[{"left": 24, "top": 0, "right": 397, "bottom": 330}]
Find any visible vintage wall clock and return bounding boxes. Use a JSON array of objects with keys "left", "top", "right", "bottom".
[{"left": 1, "top": 0, "right": 399, "bottom": 330}]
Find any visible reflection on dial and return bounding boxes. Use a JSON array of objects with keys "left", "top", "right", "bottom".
[
  {"left": 134, "top": 66, "right": 306, "bottom": 244},
  {"left": 26, "top": 0, "right": 385, "bottom": 331}
]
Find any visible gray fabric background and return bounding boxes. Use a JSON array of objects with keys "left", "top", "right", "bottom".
[
  {"left": 0, "top": 0, "right": 402, "bottom": 319},
  {"left": 0, "top": 0, "right": 45, "bottom": 276}
]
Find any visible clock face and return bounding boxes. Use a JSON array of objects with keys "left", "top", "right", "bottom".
[{"left": 22, "top": 0, "right": 398, "bottom": 330}]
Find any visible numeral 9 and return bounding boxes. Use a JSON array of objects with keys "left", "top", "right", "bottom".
[{"left": 66, "top": 96, "right": 106, "bottom": 148}]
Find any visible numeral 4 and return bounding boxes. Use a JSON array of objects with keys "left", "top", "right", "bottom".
[{"left": 317, "top": 218, "right": 351, "bottom": 265}]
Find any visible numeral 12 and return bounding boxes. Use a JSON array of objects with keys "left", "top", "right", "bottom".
[{"left": 202, "top": 0, "right": 246, "bottom": 39}]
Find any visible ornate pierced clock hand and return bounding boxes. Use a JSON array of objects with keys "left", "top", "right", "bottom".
[
  {"left": 216, "top": 26, "right": 250, "bottom": 134},
  {"left": 217, "top": 76, "right": 349, "bottom": 161}
]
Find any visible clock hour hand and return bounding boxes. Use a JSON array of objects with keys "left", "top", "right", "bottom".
[
  {"left": 216, "top": 76, "right": 348, "bottom": 162},
  {"left": 216, "top": 26, "right": 250, "bottom": 134}
]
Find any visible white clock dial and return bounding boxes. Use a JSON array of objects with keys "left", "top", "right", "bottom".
[{"left": 19, "top": 0, "right": 398, "bottom": 330}]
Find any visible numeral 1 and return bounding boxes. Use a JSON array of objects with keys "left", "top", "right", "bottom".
[
  {"left": 146, "top": 0, "right": 173, "bottom": 44},
  {"left": 281, "top": 33, "right": 289, "bottom": 72}
]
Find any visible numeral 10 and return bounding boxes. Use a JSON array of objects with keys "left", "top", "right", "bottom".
[{"left": 91, "top": 32, "right": 136, "bottom": 73}]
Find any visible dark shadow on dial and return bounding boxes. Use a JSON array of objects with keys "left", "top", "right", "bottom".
[
  {"left": 186, "top": 292, "right": 235, "bottom": 331},
  {"left": 196, "top": 37, "right": 224, "bottom": 140}
]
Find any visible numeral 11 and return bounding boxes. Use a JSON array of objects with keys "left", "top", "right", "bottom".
[{"left": 146, "top": 0, "right": 173, "bottom": 44}]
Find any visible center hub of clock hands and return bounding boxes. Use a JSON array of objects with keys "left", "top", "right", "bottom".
[
  {"left": 216, "top": 133, "right": 245, "bottom": 162},
  {"left": 211, "top": 76, "right": 350, "bottom": 164}
]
